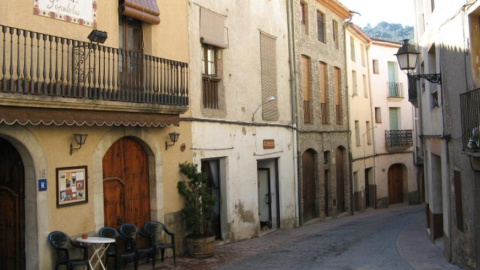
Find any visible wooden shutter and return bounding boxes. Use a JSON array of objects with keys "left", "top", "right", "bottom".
[
  {"left": 301, "top": 56, "right": 312, "bottom": 123},
  {"left": 319, "top": 62, "right": 328, "bottom": 124},
  {"left": 334, "top": 67, "right": 342, "bottom": 125},
  {"left": 260, "top": 33, "right": 278, "bottom": 121}
]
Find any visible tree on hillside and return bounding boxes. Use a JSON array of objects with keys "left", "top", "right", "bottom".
[{"left": 361, "top": 21, "right": 414, "bottom": 43}]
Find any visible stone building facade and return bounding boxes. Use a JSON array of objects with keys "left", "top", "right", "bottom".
[{"left": 291, "top": 0, "right": 352, "bottom": 224}]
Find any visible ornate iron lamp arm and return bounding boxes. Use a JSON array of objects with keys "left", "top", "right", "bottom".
[{"left": 409, "top": 73, "right": 442, "bottom": 84}]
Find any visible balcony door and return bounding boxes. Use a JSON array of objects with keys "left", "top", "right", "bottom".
[
  {"left": 119, "top": 16, "right": 143, "bottom": 90},
  {"left": 388, "top": 62, "right": 398, "bottom": 97}
]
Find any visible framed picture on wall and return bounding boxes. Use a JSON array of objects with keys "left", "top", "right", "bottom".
[{"left": 56, "top": 166, "right": 88, "bottom": 207}]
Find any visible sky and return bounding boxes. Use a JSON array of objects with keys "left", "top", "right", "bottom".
[{"left": 338, "top": 0, "right": 415, "bottom": 27}]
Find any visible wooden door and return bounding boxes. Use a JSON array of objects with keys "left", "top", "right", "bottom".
[
  {"left": 302, "top": 150, "right": 316, "bottom": 223},
  {"left": 336, "top": 148, "right": 345, "bottom": 213},
  {"left": 388, "top": 164, "right": 404, "bottom": 205},
  {"left": 103, "top": 138, "right": 150, "bottom": 229},
  {"left": 0, "top": 138, "right": 25, "bottom": 270}
]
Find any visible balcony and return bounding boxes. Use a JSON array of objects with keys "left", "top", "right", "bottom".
[
  {"left": 385, "top": 130, "right": 413, "bottom": 151},
  {"left": 460, "top": 88, "right": 480, "bottom": 155},
  {"left": 387, "top": 82, "right": 403, "bottom": 99},
  {"left": 0, "top": 25, "right": 188, "bottom": 123}
]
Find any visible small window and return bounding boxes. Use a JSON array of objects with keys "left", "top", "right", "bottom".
[
  {"left": 366, "top": 121, "right": 372, "bottom": 145},
  {"left": 350, "top": 37, "right": 355, "bottom": 62},
  {"left": 432, "top": 91, "right": 439, "bottom": 108},
  {"left": 202, "top": 46, "right": 217, "bottom": 76},
  {"left": 361, "top": 44, "right": 366, "bottom": 66},
  {"left": 332, "top": 20, "right": 339, "bottom": 49},
  {"left": 363, "top": 74, "right": 368, "bottom": 98},
  {"left": 317, "top": 11, "right": 325, "bottom": 43},
  {"left": 355, "top": 121, "right": 360, "bottom": 147},
  {"left": 372, "top": 59, "right": 379, "bottom": 74},
  {"left": 352, "top": 70, "right": 357, "bottom": 96},
  {"left": 375, "top": 107, "right": 382, "bottom": 123},
  {"left": 301, "top": 2, "right": 308, "bottom": 35}
]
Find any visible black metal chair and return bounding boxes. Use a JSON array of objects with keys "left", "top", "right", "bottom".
[
  {"left": 119, "top": 223, "right": 156, "bottom": 268},
  {"left": 143, "top": 221, "right": 176, "bottom": 265},
  {"left": 47, "top": 231, "right": 91, "bottom": 270},
  {"left": 98, "top": 226, "right": 138, "bottom": 270}
]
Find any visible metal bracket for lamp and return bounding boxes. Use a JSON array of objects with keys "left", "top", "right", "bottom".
[
  {"left": 70, "top": 134, "right": 88, "bottom": 155},
  {"left": 395, "top": 39, "right": 442, "bottom": 85},
  {"left": 251, "top": 96, "right": 276, "bottom": 122},
  {"left": 165, "top": 131, "right": 180, "bottom": 150},
  {"left": 408, "top": 73, "right": 442, "bottom": 84}
]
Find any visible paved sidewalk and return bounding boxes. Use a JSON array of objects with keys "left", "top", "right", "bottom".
[{"left": 132, "top": 204, "right": 461, "bottom": 270}]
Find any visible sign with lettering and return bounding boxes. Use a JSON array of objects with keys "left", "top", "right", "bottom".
[
  {"left": 38, "top": 179, "right": 47, "bottom": 191},
  {"left": 34, "top": 0, "right": 97, "bottom": 27},
  {"left": 263, "top": 139, "right": 275, "bottom": 149}
]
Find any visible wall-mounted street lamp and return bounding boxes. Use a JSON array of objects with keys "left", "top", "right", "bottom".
[
  {"left": 395, "top": 39, "right": 441, "bottom": 84},
  {"left": 70, "top": 133, "right": 88, "bottom": 155},
  {"left": 251, "top": 95, "right": 276, "bottom": 122},
  {"left": 165, "top": 131, "right": 180, "bottom": 150},
  {"left": 87, "top": 29, "right": 108, "bottom": 44}
]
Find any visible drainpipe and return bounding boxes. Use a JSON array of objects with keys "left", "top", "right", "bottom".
[
  {"left": 343, "top": 22, "right": 354, "bottom": 216},
  {"left": 287, "top": 0, "right": 300, "bottom": 228}
]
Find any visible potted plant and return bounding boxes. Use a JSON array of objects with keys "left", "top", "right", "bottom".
[{"left": 177, "top": 162, "right": 216, "bottom": 257}]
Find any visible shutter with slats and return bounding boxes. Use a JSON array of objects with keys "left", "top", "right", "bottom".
[
  {"left": 260, "top": 33, "right": 278, "bottom": 121},
  {"left": 200, "top": 8, "right": 227, "bottom": 48}
]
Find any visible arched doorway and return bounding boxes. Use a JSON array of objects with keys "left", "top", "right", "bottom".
[
  {"left": 302, "top": 150, "right": 316, "bottom": 223},
  {"left": 102, "top": 137, "right": 150, "bottom": 229},
  {"left": 336, "top": 147, "right": 345, "bottom": 213},
  {"left": 0, "top": 138, "right": 25, "bottom": 270},
  {"left": 388, "top": 164, "right": 404, "bottom": 205}
]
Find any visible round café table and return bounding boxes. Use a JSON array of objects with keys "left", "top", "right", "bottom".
[{"left": 76, "top": 236, "right": 115, "bottom": 270}]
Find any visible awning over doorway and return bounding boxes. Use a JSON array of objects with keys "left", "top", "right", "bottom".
[
  {"left": 0, "top": 106, "right": 178, "bottom": 127},
  {"left": 119, "top": 0, "right": 160, "bottom": 25}
]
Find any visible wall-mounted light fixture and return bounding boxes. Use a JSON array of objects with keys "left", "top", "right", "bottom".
[
  {"left": 395, "top": 39, "right": 441, "bottom": 84},
  {"left": 87, "top": 29, "right": 108, "bottom": 44},
  {"left": 165, "top": 131, "right": 180, "bottom": 150},
  {"left": 252, "top": 95, "right": 276, "bottom": 122},
  {"left": 70, "top": 134, "right": 88, "bottom": 155}
]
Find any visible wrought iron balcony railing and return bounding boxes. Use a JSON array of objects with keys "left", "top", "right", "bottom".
[
  {"left": 385, "top": 129, "right": 413, "bottom": 148},
  {"left": 0, "top": 25, "right": 188, "bottom": 107},
  {"left": 460, "top": 88, "right": 480, "bottom": 152}
]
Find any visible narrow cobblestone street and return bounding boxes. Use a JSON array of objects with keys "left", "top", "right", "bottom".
[{"left": 133, "top": 205, "right": 461, "bottom": 270}]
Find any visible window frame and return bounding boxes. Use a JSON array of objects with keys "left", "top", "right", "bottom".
[{"left": 317, "top": 10, "right": 325, "bottom": 43}]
